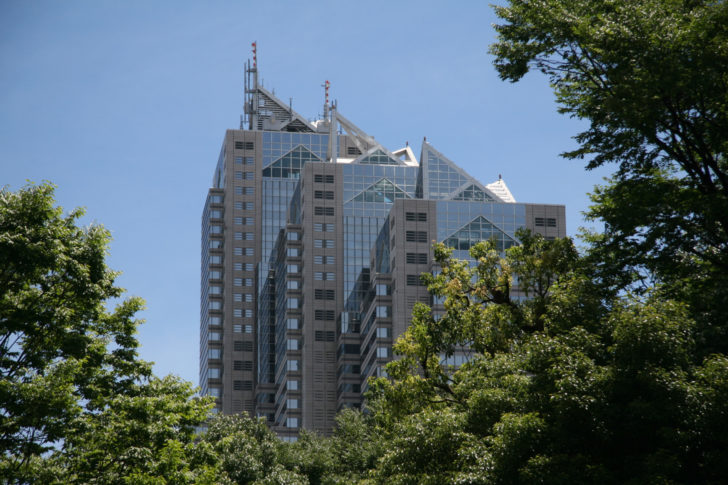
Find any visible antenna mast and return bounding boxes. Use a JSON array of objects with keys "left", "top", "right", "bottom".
[
  {"left": 243, "top": 41, "right": 260, "bottom": 130},
  {"left": 322, "top": 80, "right": 330, "bottom": 120}
]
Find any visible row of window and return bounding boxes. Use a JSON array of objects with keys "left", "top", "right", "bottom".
[
  {"left": 405, "top": 211, "right": 428, "bottom": 222},
  {"left": 234, "top": 247, "right": 254, "bottom": 256},
  {"left": 234, "top": 141, "right": 254, "bottom": 150},
  {"left": 235, "top": 232, "right": 254, "bottom": 241},
  {"left": 314, "top": 239, "right": 335, "bottom": 248},
  {"left": 314, "top": 190, "right": 334, "bottom": 200},
  {"left": 233, "top": 360, "right": 253, "bottom": 371},
  {"left": 233, "top": 380, "right": 253, "bottom": 391},
  {"left": 233, "top": 278, "right": 254, "bottom": 287},
  {"left": 233, "top": 309, "right": 254, "bottom": 318},
  {"left": 234, "top": 156, "right": 254, "bottom": 165},
  {"left": 315, "top": 330, "right": 336, "bottom": 342},
  {"left": 314, "top": 289, "right": 335, "bottom": 300},
  {"left": 234, "top": 201, "right": 255, "bottom": 211},
  {"left": 314, "top": 255, "right": 335, "bottom": 264},
  {"left": 314, "top": 310, "right": 336, "bottom": 321},
  {"left": 314, "top": 206, "right": 335, "bottom": 216},
  {"left": 406, "top": 274, "right": 427, "bottom": 286},
  {"left": 535, "top": 217, "right": 557, "bottom": 227},
  {"left": 314, "top": 174, "right": 335, "bottom": 183},
  {"left": 234, "top": 171, "right": 255, "bottom": 180},
  {"left": 314, "top": 223, "right": 334, "bottom": 232},
  {"left": 406, "top": 252, "right": 428, "bottom": 264},
  {"left": 405, "top": 231, "right": 429, "bottom": 243},
  {"left": 314, "top": 272, "right": 335, "bottom": 281},
  {"left": 234, "top": 186, "right": 255, "bottom": 195}
]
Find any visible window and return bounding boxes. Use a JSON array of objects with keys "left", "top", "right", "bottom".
[
  {"left": 376, "top": 327, "right": 390, "bottom": 338},
  {"left": 287, "top": 232, "right": 300, "bottom": 240},
  {"left": 314, "top": 174, "right": 333, "bottom": 183},
  {"left": 287, "top": 339, "right": 299, "bottom": 350},
  {"left": 233, "top": 380, "right": 252, "bottom": 390},
  {"left": 287, "top": 298, "right": 300, "bottom": 309},
  {"left": 376, "top": 347, "right": 390, "bottom": 358},
  {"left": 210, "top": 225, "right": 222, "bottom": 234},
  {"left": 208, "top": 368, "right": 221, "bottom": 379},
  {"left": 209, "top": 270, "right": 222, "bottom": 279},
  {"left": 405, "top": 212, "right": 427, "bottom": 222},
  {"left": 314, "top": 206, "right": 335, "bottom": 216},
  {"left": 235, "top": 156, "right": 243, "bottom": 164},
  {"left": 314, "top": 190, "right": 334, "bottom": 200},
  {"left": 209, "top": 332, "right": 221, "bottom": 341},
  {"left": 234, "top": 309, "right": 242, "bottom": 317},
  {"left": 234, "top": 186, "right": 243, "bottom": 195},
  {"left": 234, "top": 360, "right": 253, "bottom": 371},
  {"left": 286, "top": 417, "right": 299, "bottom": 428},
  {"left": 314, "top": 255, "right": 334, "bottom": 264},
  {"left": 287, "top": 399, "right": 299, "bottom": 409},
  {"left": 314, "top": 239, "right": 334, "bottom": 248},
  {"left": 287, "top": 280, "right": 300, "bottom": 290},
  {"left": 210, "top": 210, "right": 222, "bottom": 218},
  {"left": 233, "top": 324, "right": 242, "bottom": 333},
  {"left": 314, "top": 310, "right": 335, "bottom": 321},
  {"left": 287, "top": 318, "right": 300, "bottom": 330},
  {"left": 405, "top": 231, "right": 428, "bottom": 243},
  {"left": 376, "top": 306, "right": 391, "bottom": 318},
  {"left": 245, "top": 157, "right": 254, "bottom": 165},
  {"left": 535, "top": 217, "right": 556, "bottom": 227},
  {"left": 234, "top": 278, "right": 242, "bottom": 286},
  {"left": 314, "top": 272, "right": 335, "bottom": 281},
  {"left": 210, "top": 316, "right": 222, "bottom": 326},
  {"left": 315, "top": 330, "right": 335, "bottom": 342},
  {"left": 208, "top": 348, "right": 221, "bottom": 359},
  {"left": 338, "top": 383, "right": 361, "bottom": 393},
  {"left": 547, "top": 218, "right": 557, "bottom": 227},
  {"left": 209, "top": 301, "right": 222, "bottom": 310},
  {"left": 347, "top": 146, "right": 361, "bottom": 155},
  {"left": 287, "top": 360, "right": 299, "bottom": 371},
  {"left": 406, "top": 274, "right": 425, "bottom": 286},
  {"left": 234, "top": 293, "right": 242, "bottom": 302},
  {"left": 339, "top": 344, "right": 360, "bottom": 355},
  {"left": 209, "top": 240, "right": 222, "bottom": 248},
  {"left": 209, "top": 255, "right": 222, "bottom": 264},
  {"left": 210, "top": 195, "right": 222, "bottom": 203},
  {"left": 245, "top": 309, "right": 253, "bottom": 318},
  {"left": 235, "top": 141, "right": 254, "bottom": 150},
  {"left": 314, "top": 289, "right": 335, "bottom": 300},
  {"left": 208, "top": 387, "right": 221, "bottom": 397},
  {"left": 245, "top": 202, "right": 254, "bottom": 210},
  {"left": 234, "top": 341, "right": 253, "bottom": 351},
  {"left": 235, "top": 171, "right": 243, "bottom": 180},
  {"left": 376, "top": 284, "right": 390, "bottom": 296},
  {"left": 406, "top": 252, "right": 428, "bottom": 265},
  {"left": 209, "top": 286, "right": 222, "bottom": 295},
  {"left": 287, "top": 380, "right": 299, "bottom": 391},
  {"left": 314, "top": 223, "right": 334, "bottom": 232},
  {"left": 287, "top": 264, "right": 299, "bottom": 273}
]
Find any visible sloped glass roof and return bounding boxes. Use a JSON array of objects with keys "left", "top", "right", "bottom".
[
  {"left": 351, "top": 178, "right": 411, "bottom": 203},
  {"left": 357, "top": 149, "right": 400, "bottom": 165},
  {"left": 443, "top": 216, "right": 516, "bottom": 252},
  {"left": 261, "top": 145, "right": 322, "bottom": 179},
  {"left": 452, "top": 184, "right": 494, "bottom": 202},
  {"left": 426, "top": 149, "right": 470, "bottom": 198}
]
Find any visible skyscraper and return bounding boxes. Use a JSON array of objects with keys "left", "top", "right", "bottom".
[{"left": 200, "top": 59, "right": 565, "bottom": 440}]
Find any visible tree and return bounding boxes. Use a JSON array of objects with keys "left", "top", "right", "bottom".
[
  {"left": 490, "top": 0, "right": 728, "bottom": 352},
  {"left": 366, "top": 236, "right": 728, "bottom": 483},
  {"left": 0, "top": 183, "right": 213, "bottom": 483}
]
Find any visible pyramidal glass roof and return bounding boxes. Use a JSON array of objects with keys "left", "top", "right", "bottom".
[
  {"left": 443, "top": 216, "right": 516, "bottom": 252},
  {"left": 452, "top": 184, "right": 494, "bottom": 202},
  {"left": 356, "top": 149, "right": 400, "bottom": 165},
  {"left": 351, "top": 178, "right": 411, "bottom": 203},
  {"left": 262, "top": 145, "right": 322, "bottom": 179}
]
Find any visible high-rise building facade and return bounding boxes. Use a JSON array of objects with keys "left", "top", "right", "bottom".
[{"left": 200, "top": 61, "right": 565, "bottom": 440}]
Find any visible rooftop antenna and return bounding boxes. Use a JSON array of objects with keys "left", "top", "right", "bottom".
[
  {"left": 252, "top": 41, "right": 257, "bottom": 68},
  {"left": 322, "top": 80, "right": 330, "bottom": 120}
]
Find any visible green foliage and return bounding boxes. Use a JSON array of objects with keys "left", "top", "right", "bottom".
[
  {"left": 364, "top": 233, "right": 728, "bottom": 483},
  {"left": 0, "top": 183, "right": 214, "bottom": 484},
  {"left": 490, "top": 0, "right": 728, "bottom": 353}
]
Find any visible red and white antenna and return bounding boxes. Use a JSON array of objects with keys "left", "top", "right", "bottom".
[{"left": 252, "top": 41, "right": 257, "bottom": 68}]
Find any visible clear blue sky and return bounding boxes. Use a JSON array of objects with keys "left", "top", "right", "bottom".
[{"left": 1, "top": 0, "right": 613, "bottom": 385}]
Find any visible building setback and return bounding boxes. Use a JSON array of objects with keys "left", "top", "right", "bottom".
[{"left": 200, "top": 61, "right": 565, "bottom": 440}]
